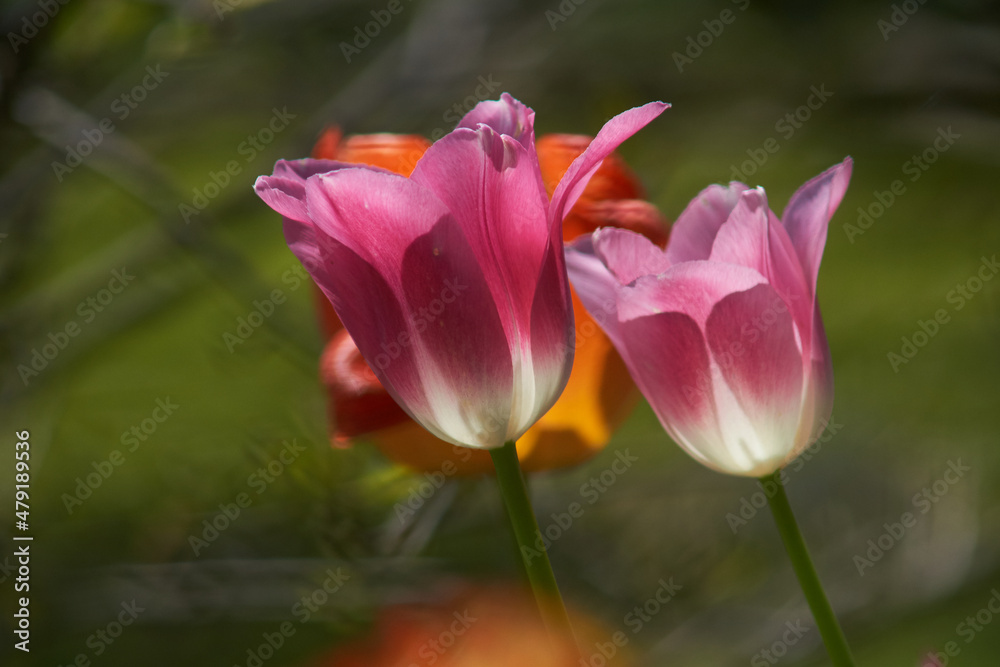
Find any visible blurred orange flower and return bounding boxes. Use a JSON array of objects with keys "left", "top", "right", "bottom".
[
  {"left": 312, "top": 126, "right": 668, "bottom": 474},
  {"left": 306, "top": 584, "right": 631, "bottom": 667}
]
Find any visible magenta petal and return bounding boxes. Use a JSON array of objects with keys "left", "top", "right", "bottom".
[
  {"left": 282, "top": 216, "right": 335, "bottom": 308},
  {"left": 255, "top": 175, "right": 311, "bottom": 224},
  {"left": 397, "top": 219, "right": 516, "bottom": 447},
  {"left": 457, "top": 92, "right": 536, "bottom": 151},
  {"left": 565, "top": 237, "right": 626, "bottom": 350},
  {"left": 300, "top": 168, "right": 517, "bottom": 447},
  {"left": 527, "top": 243, "right": 576, "bottom": 426},
  {"left": 256, "top": 161, "right": 343, "bottom": 310},
  {"left": 304, "top": 168, "right": 450, "bottom": 273},
  {"left": 665, "top": 182, "right": 750, "bottom": 264},
  {"left": 590, "top": 227, "right": 672, "bottom": 285},
  {"left": 708, "top": 189, "right": 813, "bottom": 353},
  {"left": 549, "top": 102, "right": 669, "bottom": 230},
  {"left": 617, "top": 312, "right": 729, "bottom": 473},
  {"left": 256, "top": 159, "right": 371, "bottom": 221},
  {"left": 256, "top": 159, "right": 389, "bottom": 290},
  {"left": 616, "top": 260, "right": 768, "bottom": 327},
  {"left": 311, "top": 236, "right": 431, "bottom": 421},
  {"left": 410, "top": 126, "right": 551, "bottom": 351},
  {"left": 705, "top": 284, "right": 805, "bottom": 474},
  {"left": 272, "top": 158, "right": 348, "bottom": 180},
  {"left": 800, "top": 302, "right": 835, "bottom": 443},
  {"left": 780, "top": 157, "right": 853, "bottom": 294}
]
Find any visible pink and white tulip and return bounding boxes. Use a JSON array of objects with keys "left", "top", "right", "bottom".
[
  {"left": 255, "top": 94, "right": 667, "bottom": 450},
  {"left": 565, "top": 159, "right": 852, "bottom": 476}
]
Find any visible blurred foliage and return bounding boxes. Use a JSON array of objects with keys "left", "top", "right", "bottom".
[{"left": 1, "top": 0, "right": 999, "bottom": 665}]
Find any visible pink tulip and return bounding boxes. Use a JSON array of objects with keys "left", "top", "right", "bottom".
[
  {"left": 255, "top": 94, "right": 667, "bottom": 450},
  {"left": 565, "top": 159, "right": 852, "bottom": 476}
]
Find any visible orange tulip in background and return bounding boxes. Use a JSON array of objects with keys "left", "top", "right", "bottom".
[
  {"left": 311, "top": 126, "right": 669, "bottom": 474},
  {"left": 305, "top": 584, "right": 631, "bottom": 667}
]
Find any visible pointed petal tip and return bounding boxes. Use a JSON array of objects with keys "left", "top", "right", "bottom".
[{"left": 738, "top": 186, "right": 768, "bottom": 205}]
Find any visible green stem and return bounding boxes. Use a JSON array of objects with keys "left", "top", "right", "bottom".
[
  {"left": 490, "top": 440, "right": 576, "bottom": 644},
  {"left": 762, "top": 470, "right": 857, "bottom": 667}
]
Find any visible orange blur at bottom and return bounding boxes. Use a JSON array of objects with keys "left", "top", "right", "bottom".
[{"left": 306, "top": 585, "right": 632, "bottom": 667}]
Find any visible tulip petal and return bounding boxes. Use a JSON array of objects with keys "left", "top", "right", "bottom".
[
  {"left": 617, "top": 260, "right": 768, "bottom": 327},
  {"left": 304, "top": 168, "right": 451, "bottom": 263},
  {"left": 708, "top": 189, "right": 812, "bottom": 353},
  {"left": 255, "top": 161, "right": 353, "bottom": 313},
  {"left": 780, "top": 157, "right": 853, "bottom": 295},
  {"left": 458, "top": 92, "right": 537, "bottom": 152},
  {"left": 301, "top": 168, "right": 516, "bottom": 448},
  {"left": 398, "top": 220, "right": 516, "bottom": 447},
  {"left": 618, "top": 311, "right": 728, "bottom": 472},
  {"left": 665, "top": 182, "right": 750, "bottom": 264},
  {"left": 272, "top": 157, "right": 348, "bottom": 181},
  {"left": 564, "top": 236, "right": 626, "bottom": 351},
  {"left": 255, "top": 159, "right": 344, "bottom": 224},
  {"left": 589, "top": 227, "right": 671, "bottom": 285},
  {"left": 281, "top": 215, "right": 334, "bottom": 307},
  {"left": 798, "top": 302, "right": 835, "bottom": 444},
  {"left": 705, "top": 283, "right": 805, "bottom": 474},
  {"left": 256, "top": 159, "right": 400, "bottom": 309},
  {"left": 410, "top": 129, "right": 550, "bottom": 339},
  {"left": 410, "top": 125, "right": 568, "bottom": 440},
  {"left": 549, "top": 102, "right": 669, "bottom": 231},
  {"left": 308, "top": 236, "right": 430, "bottom": 424},
  {"left": 568, "top": 250, "right": 780, "bottom": 474},
  {"left": 524, "top": 244, "right": 576, "bottom": 435}
]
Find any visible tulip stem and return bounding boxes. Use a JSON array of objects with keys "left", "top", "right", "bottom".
[
  {"left": 490, "top": 440, "right": 577, "bottom": 645},
  {"left": 762, "top": 471, "right": 856, "bottom": 667}
]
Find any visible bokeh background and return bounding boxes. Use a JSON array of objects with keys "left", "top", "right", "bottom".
[{"left": 2, "top": 0, "right": 999, "bottom": 665}]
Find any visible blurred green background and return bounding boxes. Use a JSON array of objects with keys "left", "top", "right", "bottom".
[{"left": 1, "top": 0, "right": 999, "bottom": 665}]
